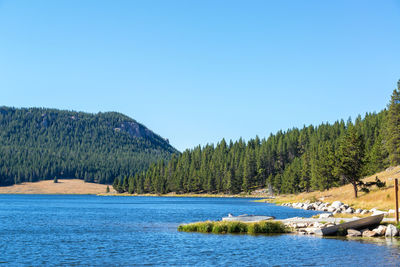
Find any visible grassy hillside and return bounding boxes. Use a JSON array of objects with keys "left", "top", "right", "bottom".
[
  {"left": 267, "top": 166, "right": 400, "bottom": 211},
  {"left": 0, "top": 106, "right": 178, "bottom": 185}
]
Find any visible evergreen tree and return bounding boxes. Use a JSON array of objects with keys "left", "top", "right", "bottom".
[
  {"left": 385, "top": 80, "right": 400, "bottom": 166},
  {"left": 112, "top": 178, "right": 119, "bottom": 192},
  {"left": 122, "top": 176, "right": 129, "bottom": 192},
  {"left": 335, "top": 125, "right": 365, "bottom": 198}
]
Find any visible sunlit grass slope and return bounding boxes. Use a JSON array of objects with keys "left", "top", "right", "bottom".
[{"left": 264, "top": 166, "right": 400, "bottom": 211}]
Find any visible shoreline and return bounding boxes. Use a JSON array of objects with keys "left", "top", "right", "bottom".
[{"left": 97, "top": 192, "right": 272, "bottom": 198}]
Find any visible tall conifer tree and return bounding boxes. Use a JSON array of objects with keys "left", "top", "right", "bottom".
[
  {"left": 385, "top": 80, "right": 400, "bottom": 166},
  {"left": 335, "top": 125, "right": 365, "bottom": 198}
]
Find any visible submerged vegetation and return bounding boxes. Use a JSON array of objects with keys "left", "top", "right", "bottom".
[{"left": 178, "top": 220, "right": 288, "bottom": 234}]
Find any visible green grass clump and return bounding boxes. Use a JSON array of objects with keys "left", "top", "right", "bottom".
[{"left": 178, "top": 220, "right": 288, "bottom": 235}]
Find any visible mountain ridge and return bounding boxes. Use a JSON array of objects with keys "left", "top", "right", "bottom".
[{"left": 0, "top": 106, "right": 178, "bottom": 185}]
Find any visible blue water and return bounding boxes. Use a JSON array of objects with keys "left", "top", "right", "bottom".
[{"left": 1, "top": 195, "right": 400, "bottom": 266}]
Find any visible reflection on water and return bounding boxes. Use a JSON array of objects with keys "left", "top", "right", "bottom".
[
  {"left": 322, "top": 235, "right": 400, "bottom": 247},
  {"left": 0, "top": 195, "right": 399, "bottom": 266}
]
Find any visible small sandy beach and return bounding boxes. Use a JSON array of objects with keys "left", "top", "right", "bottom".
[{"left": 0, "top": 179, "right": 115, "bottom": 194}]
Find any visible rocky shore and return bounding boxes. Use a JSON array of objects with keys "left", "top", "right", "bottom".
[{"left": 279, "top": 200, "right": 399, "bottom": 237}]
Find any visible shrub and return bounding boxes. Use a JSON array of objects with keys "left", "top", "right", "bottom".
[
  {"left": 178, "top": 221, "right": 287, "bottom": 235},
  {"left": 198, "top": 221, "right": 213, "bottom": 233},
  {"left": 212, "top": 222, "right": 229, "bottom": 234},
  {"left": 227, "top": 222, "right": 248, "bottom": 233}
]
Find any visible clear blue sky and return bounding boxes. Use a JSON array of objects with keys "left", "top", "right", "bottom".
[{"left": 1, "top": 0, "right": 399, "bottom": 151}]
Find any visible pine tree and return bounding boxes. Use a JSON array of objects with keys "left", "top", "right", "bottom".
[
  {"left": 112, "top": 178, "right": 119, "bottom": 192},
  {"left": 122, "top": 176, "right": 129, "bottom": 192},
  {"left": 243, "top": 148, "right": 256, "bottom": 190},
  {"left": 335, "top": 125, "right": 365, "bottom": 198},
  {"left": 385, "top": 80, "right": 400, "bottom": 166},
  {"left": 128, "top": 176, "right": 135, "bottom": 194}
]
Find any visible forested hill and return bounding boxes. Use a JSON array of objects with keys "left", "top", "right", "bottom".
[
  {"left": 113, "top": 83, "right": 400, "bottom": 195},
  {"left": 0, "top": 106, "right": 178, "bottom": 185}
]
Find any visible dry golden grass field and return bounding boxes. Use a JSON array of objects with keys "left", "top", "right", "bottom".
[
  {"left": 266, "top": 166, "right": 400, "bottom": 211},
  {"left": 0, "top": 179, "right": 116, "bottom": 195}
]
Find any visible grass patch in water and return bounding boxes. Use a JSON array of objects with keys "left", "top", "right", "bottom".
[{"left": 178, "top": 221, "right": 288, "bottom": 234}]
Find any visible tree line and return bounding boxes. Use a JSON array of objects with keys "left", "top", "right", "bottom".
[
  {"left": 114, "top": 81, "right": 400, "bottom": 196},
  {"left": 0, "top": 107, "right": 177, "bottom": 185}
]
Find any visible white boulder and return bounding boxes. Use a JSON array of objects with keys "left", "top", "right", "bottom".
[
  {"left": 347, "top": 229, "right": 362, "bottom": 237},
  {"left": 331, "top": 201, "right": 343, "bottom": 209},
  {"left": 385, "top": 224, "right": 399, "bottom": 237},
  {"left": 327, "top": 207, "right": 336, "bottom": 213},
  {"left": 319, "top": 213, "right": 333, "bottom": 219},
  {"left": 373, "top": 225, "right": 387, "bottom": 236},
  {"left": 345, "top": 207, "right": 354, "bottom": 214},
  {"left": 362, "top": 230, "right": 378, "bottom": 237}
]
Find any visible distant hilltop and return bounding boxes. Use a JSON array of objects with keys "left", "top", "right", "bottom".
[{"left": 0, "top": 106, "right": 178, "bottom": 186}]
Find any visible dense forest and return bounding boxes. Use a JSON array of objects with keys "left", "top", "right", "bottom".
[
  {"left": 114, "top": 81, "right": 400, "bottom": 196},
  {"left": 0, "top": 107, "right": 177, "bottom": 185}
]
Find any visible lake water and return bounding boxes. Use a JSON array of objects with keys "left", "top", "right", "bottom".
[{"left": 1, "top": 195, "right": 400, "bottom": 266}]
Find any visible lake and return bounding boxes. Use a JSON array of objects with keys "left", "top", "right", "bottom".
[{"left": 1, "top": 195, "right": 399, "bottom": 266}]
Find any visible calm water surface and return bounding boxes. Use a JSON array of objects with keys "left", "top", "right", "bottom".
[{"left": 1, "top": 195, "right": 400, "bottom": 266}]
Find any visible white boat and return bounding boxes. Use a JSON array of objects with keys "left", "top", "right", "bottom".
[{"left": 222, "top": 214, "right": 275, "bottom": 222}]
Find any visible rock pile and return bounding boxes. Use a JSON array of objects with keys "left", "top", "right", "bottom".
[
  {"left": 285, "top": 220, "right": 399, "bottom": 237},
  {"left": 281, "top": 200, "right": 388, "bottom": 216},
  {"left": 285, "top": 221, "right": 335, "bottom": 235},
  {"left": 346, "top": 225, "right": 399, "bottom": 237},
  {"left": 280, "top": 200, "right": 399, "bottom": 238}
]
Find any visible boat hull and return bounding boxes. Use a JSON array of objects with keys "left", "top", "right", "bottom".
[{"left": 315, "top": 214, "right": 384, "bottom": 236}]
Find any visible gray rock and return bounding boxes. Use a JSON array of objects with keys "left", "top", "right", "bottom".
[
  {"left": 385, "top": 224, "right": 399, "bottom": 237},
  {"left": 345, "top": 207, "right": 354, "bottom": 214},
  {"left": 333, "top": 210, "right": 341, "bottom": 215},
  {"left": 355, "top": 209, "right": 362, "bottom": 214},
  {"left": 319, "top": 213, "right": 333, "bottom": 219},
  {"left": 313, "top": 222, "right": 323, "bottom": 228},
  {"left": 373, "top": 225, "right": 387, "bottom": 236},
  {"left": 362, "top": 230, "right": 378, "bottom": 237},
  {"left": 361, "top": 210, "right": 369, "bottom": 215},
  {"left": 331, "top": 201, "right": 343, "bottom": 209},
  {"left": 304, "top": 204, "right": 315, "bottom": 210},
  {"left": 347, "top": 229, "right": 361, "bottom": 237},
  {"left": 305, "top": 227, "right": 318, "bottom": 234},
  {"left": 296, "top": 223, "right": 308, "bottom": 228},
  {"left": 327, "top": 207, "right": 336, "bottom": 213}
]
